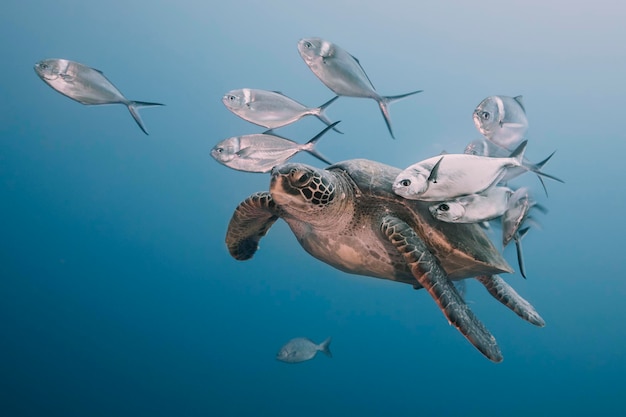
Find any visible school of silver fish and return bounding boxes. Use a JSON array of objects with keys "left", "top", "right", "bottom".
[{"left": 33, "top": 37, "right": 563, "bottom": 361}]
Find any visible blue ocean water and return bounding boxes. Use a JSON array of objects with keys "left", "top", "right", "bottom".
[{"left": 1, "top": 0, "right": 625, "bottom": 415}]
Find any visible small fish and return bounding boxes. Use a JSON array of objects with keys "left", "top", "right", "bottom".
[
  {"left": 211, "top": 122, "right": 338, "bottom": 173},
  {"left": 222, "top": 88, "right": 341, "bottom": 132},
  {"left": 429, "top": 186, "right": 513, "bottom": 223},
  {"left": 502, "top": 187, "right": 544, "bottom": 247},
  {"left": 394, "top": 141, "right": 529, "bottom": 201},
  {"left": 34, "top": 58, "right": 163, "bottom": 134},
  {"left": 464, "top": 137, "right": 509, "bottom": 157},
  {"left": 276, "top": 337, "right": 332, "bottom": 363},
  {"left": 297, "top": 37, "right": 422, "bottom": 139},
  {"left": 394, "top": 141, "right": 562, "bottom": 201},
  {"left": 502, "top": 188, "right": 547, "bottom": 279},
  {"left": 473, "top": 95, "right": 528, "bottom": 149}
]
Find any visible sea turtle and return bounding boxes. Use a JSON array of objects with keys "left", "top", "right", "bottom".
[{"left": 225, "top": 159, "right": 545, "bottom": 362}]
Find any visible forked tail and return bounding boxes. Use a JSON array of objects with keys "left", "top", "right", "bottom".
[
  {"left": 318, "top": 337, "right": 332, "bottom": 358},
  {"left": 377, "top": 90, "right": 423, "bottom": 139},
  {"left": 303, "top": 121, "right": 340, "bottom": 165},
  {"left": 127, "top": 100, "right": 165, "bottom": 135},
  {"left": 312, "top": 96, "right": 343, "bottom": 133}
]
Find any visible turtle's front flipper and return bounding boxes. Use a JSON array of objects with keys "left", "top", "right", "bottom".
[
  {"left": 476, "top": 275, "right": 545, "bottom": 327},
  {"left": 226, "top": 192, "right": 281, "bottom": 260},
  {"left": 381, "top": 215, "right": 503, "bottom": 363}
]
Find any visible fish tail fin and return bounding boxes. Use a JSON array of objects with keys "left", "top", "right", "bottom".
[
  {"left": 303, "top": 121, "right": 339, "bottom": 165},
  {"left": 533, "top": 203, "right": 549, "bottom": 215},
  {"left": 518, "top": 147, "right": 565, "bottom": 185},
  {"left": 313, "top": 96, "right": 343, "bottom": 134},
  {"left": 378, "top": 90, "right": 423, "bottom": 139},
  {"left": 318, "top": 337, "right": 332, "bottom": 358},
  {"left": 514, "top": 228, "right": 531, "bottom": 279},
  {"left": 127, "top": 101, "right": 165, "bottom": 135}
]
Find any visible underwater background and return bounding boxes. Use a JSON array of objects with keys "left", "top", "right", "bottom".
[{"left": 2, "top": 0, "right": 625, "bottom": 415}]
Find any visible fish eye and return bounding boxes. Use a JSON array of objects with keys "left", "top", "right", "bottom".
[
  {"left": 400, "top": 179, "right": 411, "bottom": 187},
  {"left": 438, "top": 203, "right": 449, "bottom": 212},
  {"left": 481, "top": 111, "right": 490, "bottom": 120}
]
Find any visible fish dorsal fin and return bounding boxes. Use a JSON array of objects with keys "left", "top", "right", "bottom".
[
  {"left": 513, "top": 95, "right": 525, "bottom": 112},
  {"left": 509, "top": 140, "right": 528, "bottom": 164},
  {"left": 428, "top": 156, "right": 444, "bottom": 183},
  {"left": 350, "top": 53, "right": 376, "bottom": 90}
]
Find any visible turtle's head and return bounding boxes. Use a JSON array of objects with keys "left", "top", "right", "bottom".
[{"left": 270, "top": 163, "right": 339, "bottom": 217}]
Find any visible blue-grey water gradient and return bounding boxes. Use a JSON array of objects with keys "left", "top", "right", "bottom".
[{"left": 1, "top": 1, "right": 625, "bottom": 416}]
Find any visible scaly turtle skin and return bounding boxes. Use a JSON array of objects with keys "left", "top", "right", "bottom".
[{"left": 225, "top": 159, "right": 544, "bottom": 362}]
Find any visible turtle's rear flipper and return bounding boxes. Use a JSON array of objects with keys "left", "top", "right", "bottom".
[
  {"left": 381, "top": 215, "right": 503, "bottom": 363},
  {"left": 476, "top": 275, "right": 545, "bottom": 327},
  {"left": 226, "top": 192, "right": 281, "bottom": 260}
]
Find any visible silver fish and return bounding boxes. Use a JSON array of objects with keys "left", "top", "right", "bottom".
[
  {"left": 276, "top": 337, "right": 332, "bottom": 363},
  {"left": 222, "top": 88, "right": 341, "bottom": 132},
  {"left": 297, "top": 37, "right": 422, "bottom": 139},
  {"left": 473, "top": 95, "right": 528, "bottom": 149},
  {"left": 34, "top": 58, "right": 163, "bottom": 135},
  {"left": 502, "top": 187, "right": 547, "bottom": 278},
  {"left": 429, "top": 186, "right": 513, "bottom": 223},
  {"left": 502, "top": 187, "right": 539, "bottom": 247},
  {"left": 393, "top": 141, "right": 531, "bottom": 201},
  {"left": 211, "top": 122, "right": 338, "bottom": 173},
  {"left": 464, "top": 137, "right": 510, "bottom": 157}
]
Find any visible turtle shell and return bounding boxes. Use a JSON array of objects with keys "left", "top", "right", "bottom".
[{"left": 327, "top": 159, "right": 512, "bottom": 279}]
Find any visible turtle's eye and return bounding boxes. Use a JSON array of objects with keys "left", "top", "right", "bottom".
[
  {"left": 288, "top": 169, "right": 312, "bottom": 186},
  {"left": 298, "top": 172, "right": 310, "bottom": 184},
  {"left": 481, "top": 111, "right": 490, "bottom": 120},
  {"left": 215, "top": 147, "right": 223, "bottom": 153},
  {"left": 438, "top": 203, "right": 449, "bottom": 212},
  {"left": 400, "top": 179, "right": 411, "bottom": 187},
  {"left": 304, "top": 41, "right": 312, "bottom": 49},
  {"left": 40, "top": 63, "right": 49, "bottom": 70}
]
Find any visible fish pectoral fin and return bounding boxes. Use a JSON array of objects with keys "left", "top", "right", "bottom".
[
  {"left": 59, "top": 73, "right": 75, "bottom": 82},
  {"left": 428, "top": 156, "right": 444, "bottom": 184},
  {"left": 235, "top": 147, "right": 254, "bottom": 158}
]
